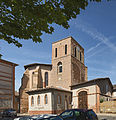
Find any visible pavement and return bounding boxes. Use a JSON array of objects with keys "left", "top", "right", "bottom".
[
  {"left": 0, "top": 113, "right": 116, "bottom": 120},
  {"left": 97, "top": 113, "right": 116, "bottom": 120}
]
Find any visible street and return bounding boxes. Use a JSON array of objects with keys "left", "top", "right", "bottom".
[
  {"left": 97, "top": 114, "right": 116, "bottom": 120},
  {"left": 0, "top": 114, "right": 116, "bottom": 120}
]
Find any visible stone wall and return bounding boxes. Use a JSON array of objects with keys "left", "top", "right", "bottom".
[{"left": 19, "top": 70, "right": 30, "bottom": 113}]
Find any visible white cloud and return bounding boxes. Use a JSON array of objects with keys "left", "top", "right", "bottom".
[
  {"left": 85, "top": 47, "right": 105, "bottom": 59},
  {"left": 86, "top": 42, "right": 102, "bottom": 54},
  {"left": 76, "top": 22, "right": 116, "bottom": 51}
]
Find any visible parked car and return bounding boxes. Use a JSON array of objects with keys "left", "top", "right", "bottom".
[
  {"left": 2, "top": 108, "right": 17, "bottom": 118},
  {"left": 14, "top": 116, "right": 36, "bottom": 120},
  {"left": 35, "top": 116, "right": 63, "bottom": 120},
  {"left": 14, "top": 114, "right": 61, "bottom": 120},
  {"left": 31, "top": 114, "right": 57, "bottom": 120},
  {"left": 59, "top": 109, "right": 98, "bottom": 120},
  {"left": 85, "top": 109, "right": 98, "bottom": 120}
]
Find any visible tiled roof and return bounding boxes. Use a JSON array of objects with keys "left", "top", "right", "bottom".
[
  {"left": 71, "top": 77, "right": 112, "bottom": 88},
  {"left": 24, "top": 63, "right": 52, "bottom": 69},
  {"left": 26, "top": 86, "right": 72, "bottom": 94},
  {"left": 0, "top": 59, "right": 18, "bottom": 66}
]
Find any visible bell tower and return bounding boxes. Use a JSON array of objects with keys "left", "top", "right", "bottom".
[{"left": 50, "top": 36, "right": 87, "bottom": 90}]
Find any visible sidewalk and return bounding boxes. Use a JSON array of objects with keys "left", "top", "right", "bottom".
[
  {"left": 97, "top": 113, "right": 116, "bottom": 116},
  {"left": 17, "top": 113, "right": 29, "bottom": 116}
]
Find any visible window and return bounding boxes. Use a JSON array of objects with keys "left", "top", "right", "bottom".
[
  {"left": 77, "top": 46, "right": 80, "bottom": 59},
  {"left": 106, "top": 85, "right": 108, "bottom": 92},
  {"left": 80, "top": 52, "right": 82, "bottom": 61},
  {"left": 74, "top": 111, "right": 85, "bottom": 119},
  {"left": 65, "top": 95, "right": 67, "bottom": 99},
  {"left": 38, "top": 95, "right": 40, "bottom": 105},
  {"left": 57, "top": 95, "right": 61, "bottom": 104},
  {"left": 45, "top": 72, "right": 48, "bottom": 86},
  {"left": 31, "top": 96, "right": 34, "bottom": 106},
  {"left": 69, "top": 96, "right": 71, "bottom": 104},
  {"left": 87, "top": 110, "right": 97, "bottom": 120},
  {"left": 60, "top": 110, "right": 73, "bottom": 119},
  {"left": 32, "top": 72, "right": 34, "bottom": 87},
  {"left": 32, "top": 72, "right": 38, "bottom": 88},
  {"left": 55, "top": 48, "right": 57, "bottom": 57},
  {"left": 74, "top": 47, "right": 76, "bottom": 57},
  {"left": 45, "top": 95, "right": 48, "bottom": 104},
  {"left": 58, "top": 62, "right": 62, "bottom": 73},
  {"left": 65, "top": 45, "right": 67, "bottom": 55}
]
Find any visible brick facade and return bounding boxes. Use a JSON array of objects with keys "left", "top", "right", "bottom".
[
  {"left": 50, "top": 37, "right": 87, "bottom": 89},
  {"left": 0, "top": 59, "right": 18, "bottom": 112},
  {"left": 19, "top": 70, "right": 30, "bottom": 113}
]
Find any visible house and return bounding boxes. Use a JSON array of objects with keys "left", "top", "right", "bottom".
[
  {"left": 19, "top": 36, "right": 114, "bottom": 114},
  {"left": 71, "top": 77, "right": 113, "bottom": 113},
  {"left": 0, "top": 58, "right": 18, "bottom": 112}
]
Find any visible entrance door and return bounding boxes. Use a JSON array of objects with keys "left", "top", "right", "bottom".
[{"left": 78, "top": 91, "right": 88, "bottom": 109}]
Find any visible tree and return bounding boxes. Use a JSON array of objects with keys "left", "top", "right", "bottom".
[
  {"left": 0, "top": 0, "right": 108, "bottom": 47},
  {"left": 0, "top": 54, "right": 2, "bottom": 59}
]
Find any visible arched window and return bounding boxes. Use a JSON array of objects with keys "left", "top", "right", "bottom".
[
  {"left": 74, "top": 47, "right": 77, "bottom": 57},
  {"left": 65, "top": 44, "right": 67, "bottom": 55},
  {"left": 57, "top": 95, "right": 61, "bottom": 104},
  {"left": 45, "top": 72, "right": 48, "bottom": 86},
  {"left": 37, "top": 95, "right": 40, "bottom": 105},
  {"left": 65, "top": 95, "right": 68, "bottom": 110},
  {"left": 69, "top": 96, "right": 71, "bottom": 104},
  {"left": 58, "top": 62, "right": 62, "bottom": 73},
  {"left": 44, "top": 94, "right": 48, "bottom": 104},
  {"left": 55, "top": 48, "right": 57, "bottom": 57},
  {"left": 80, "top": 52, "right": 82, "bottom": 61},
  {"left": 31, "top": 96, "right": 34, "bottom": 106},
  {"left": 65, "top": 95, "right": 67, "bottom": 99},
  {"left": 32, "top": 72, "right": 34, "bottom": 87}
]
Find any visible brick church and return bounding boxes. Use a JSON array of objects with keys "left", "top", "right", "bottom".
[{"left": 19, "top": 36, "right": 113, "bottom": 114}]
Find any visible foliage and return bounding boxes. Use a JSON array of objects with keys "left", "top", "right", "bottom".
[
  {"left": 100, "top": 98, "right": 104, "bottom": 103},
  {"left": 0, "top": 0, "right": 107, "bottom": 47},
  {"left": 0, "top": 54, "right": 2, "bottom": 58}
]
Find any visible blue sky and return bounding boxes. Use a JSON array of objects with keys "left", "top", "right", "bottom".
[{"left": 0, "top": 0, "right": 116, "bottom": 91}]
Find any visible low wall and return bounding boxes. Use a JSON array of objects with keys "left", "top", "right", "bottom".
[{"left": 100, "top": 101, "right": 116, "bottom": 113}]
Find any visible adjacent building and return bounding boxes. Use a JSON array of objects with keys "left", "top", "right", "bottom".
[
  {"left": 0, "top": 58, "right": 18, "bottom": 112},
  {"left": 71, "top": 77, "right": 113, "bottom": 113}
]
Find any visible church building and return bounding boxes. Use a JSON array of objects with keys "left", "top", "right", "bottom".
[{"left": 19, "top": 36, "right": 113, "bottom": 114}]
